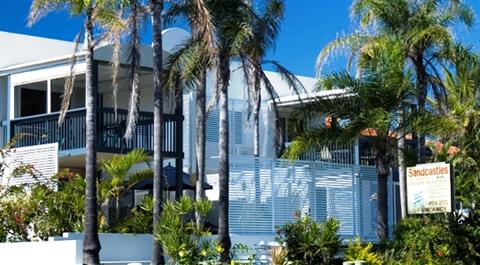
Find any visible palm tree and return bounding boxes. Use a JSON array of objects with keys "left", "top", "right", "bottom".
[
  {"left": 149, "top": 0, "right": 166, "bottom": 264},
  {"left": 99, "top": 149, "right": 149, "bottom": 226},
  {"left": 164, "top": 0, "right": 215, "bottom": 230},
  {"left": 285, "top": 38, "right": 414, "bottom": 240},
  {"left": 317, "top": 0, "right": 475, "bottom": 162},
  {"left": 28, "top": 1, "right": 120, "bottom": 263},
  {"left": 209, "top": 0, "right": 252, "bottom": 260},
  {"left": 241, "top": 0, "right": 305, "bottom": 202},
  {"left": 164, "top": 2, "right": 251, "bottom": 258}
]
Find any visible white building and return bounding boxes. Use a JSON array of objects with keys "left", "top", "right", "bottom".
[{"left": 0, "top": 28, "right": 398, "bottom": 242}]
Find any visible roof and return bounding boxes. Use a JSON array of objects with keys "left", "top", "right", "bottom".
[
  {"left": 0, "top": 31, "right": 77, "bottom": 70},
  {"left": 0, "top": 28, "right": 191, "bottom": 75}
]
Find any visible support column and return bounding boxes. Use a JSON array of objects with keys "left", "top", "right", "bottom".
[
  {"left": 354, "top": 138, "right": 360, "bottom": 165},
  {"left": 47, "top": 79, "right": 52, "bottom": 113},
  {"left": 8, "top": 78, "right": 14, "bottom": 120},
  {"left": 174, "top": 86, "right": 184, "bottom": 201}
]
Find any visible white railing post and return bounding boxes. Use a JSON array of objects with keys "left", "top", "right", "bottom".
[
  {"left": 271, "top": 158, "right": 275, "bottom": 233},
  {"left": 313, "top": 161, "right": 317, "bottom": 221},
  {"left": 354, "top": 139, "right": 360, "bottom": 165},
  {"left": 351, "top": 164, "right": 357, "bottom": 238}
]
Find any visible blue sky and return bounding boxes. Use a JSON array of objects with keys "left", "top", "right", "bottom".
[{"left": 2, "top": 0, "right": 480, "bottom": 77}]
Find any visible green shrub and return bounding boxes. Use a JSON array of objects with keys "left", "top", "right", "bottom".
[
  {"left": 346, "top": 237, "right": 382, "bottom": 265},
  {"left": 276, "top": 215, "right": 341, "bottom": 265},
  {"left": 154, "top": 196, "right": 217, "bottom": 264},
  {"left": 115, "top": 195, "right": 153, "bottom": 234},
  {"left": 0, "top": 170, "right": 85, "bottom": 242},
  {"left": 386, "top": 215, "right": 480, "bottom": 265}
]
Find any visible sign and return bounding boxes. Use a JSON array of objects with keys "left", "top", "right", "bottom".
[{"left": 406, "top": 162, "right": 453, "bottom": 214}]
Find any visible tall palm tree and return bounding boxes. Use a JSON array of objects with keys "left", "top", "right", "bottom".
[
  {"left": 28, "top": 1, "right": 120, "bottom": 263},
  {"left": 164, "top": 0, "right": 215, "bottom": 230},
  {"left": 285, "top": 38, "right": 414, "bottom": 240},
  {"left": 149, "top": 0, "right": 165, "bottom": 264},
  {"left": 209, "top": 0, "right": 252, "bottom": 260},
  {"left": 165, "top": 2, "right": 251, "bottom": 258},
  {"left": 317, "top": 0, "right": 475, "bottom": 162},
  {"left": 241, "top": 0, "right": 305, "bottom": 202}
]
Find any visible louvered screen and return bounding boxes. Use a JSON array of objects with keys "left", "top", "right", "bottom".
[
  {"left": 4, "top": 143, "right": 58, "bottom": 186},
  {"left": 209, "top": 155, "right": 396, "bottom": 241}
]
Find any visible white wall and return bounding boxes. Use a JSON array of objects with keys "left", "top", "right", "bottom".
[
  {"left": 0, "top": 240, "right": 81, "bottom": 265},
  {"left": 0, "top": 77, "right": 7, "bottom": 146},
  {"left": 0, "top": 233, "right": 275, "bottom": 265},
  {"left": 184, "top": 68, "right": 316, "bottom": 174}
]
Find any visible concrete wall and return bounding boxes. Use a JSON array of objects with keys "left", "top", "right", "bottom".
[
  {"left": 0, "top": 240, "right": 81, "bottom": 265},
  {"left": 58, "top": 233, "right": 153, "bottom": 263},
  {"left": 0, "top": 233, "right": 274, "bottom": 265}
]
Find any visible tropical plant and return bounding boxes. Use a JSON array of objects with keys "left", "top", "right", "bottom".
[
  {"left": 163, "top": 0, "right": 215, "bottom": 230},
  {"left": 285, "top": 37, "right": 416, "bottom": 240},
  {"left": 270, "top": 246, "right": 287, "bottom": 265},
  {"left": 99, "top": 149, "right": 149, "bottom": 227},
  {"left": 28, "top": 1, "right": 123, "bottom": 263},
  {"left": 210, "top": 1, "right": 253, "bottom": 260},
  {"left": 116, "top": 195, "right": 154, "bottom": 234},
  {"left": 276, "top": 215, "right": 341, "bottom": 265},
  {"left": 0, "top": 169, "right": 85, "bottom": 243},
  {"left": 154, "top": 196, "right": 215, "bottom": 265},
  {"left": 150, "top": 0, "right": 166, "bottom": 263},
  {"left": 241, "top": 0, "right": 305, "bottom": 203},
  {"left": 318, "top": 0, "right": 475, "bottom": 162},
  {"left": 388, "top": 216, "right": 472, "bottom": 264},
  {"left": 345, "top": 238, "right": 382, "bottom": 265}
]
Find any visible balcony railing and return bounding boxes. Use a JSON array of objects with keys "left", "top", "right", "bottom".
[{"left": 10, "top": 108, "right": 183, "bottom": 158}]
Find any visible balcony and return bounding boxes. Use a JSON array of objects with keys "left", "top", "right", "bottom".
[{"left": 10, "top": 107, "right": 183, "bottom": 159}]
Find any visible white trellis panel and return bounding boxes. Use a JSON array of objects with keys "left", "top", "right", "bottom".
[{"left": 3, "top": 143, "right": 58, "bottom": 186}]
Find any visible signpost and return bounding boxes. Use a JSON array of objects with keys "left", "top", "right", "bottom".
[{"left": 406, "top": 162, "right": 453, "bottom": 214}]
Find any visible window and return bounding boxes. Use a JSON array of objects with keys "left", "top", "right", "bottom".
[
  {"left": 233, "top": 111, "right": 243, "bottom": 144},
  {"left": 206, "top": 110, "right": 219, "bottom": 142}
]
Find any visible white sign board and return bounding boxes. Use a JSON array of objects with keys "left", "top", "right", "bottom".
[{"left": 406, "top": 162, "right": 452, "bottom": 214}]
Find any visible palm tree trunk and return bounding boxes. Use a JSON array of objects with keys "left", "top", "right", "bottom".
[
  {"left": 253, "top": 66, "right": 261, "bottom": 203},
  {"left": 150, "top": 0, "right": 165, "bottom": 264},
  {"left": 412, "top": 53, "right": 428, "bottom": 163},
  {"left": 397, "top": 126, "right": 407, "bottom": 218},
  {"left": 83, "top": 9, "right": 101, "bottom": 265},
  {"left": 195, "top": 71, "right": 207, "bottom": 230},
  {"left": 115, "top": 198, "right": 120, "bottom": 223},
  {"left": 375, "top": 152, "right": 389, "bottom": 241},
  {"left": 218, "top": 52, "right": 232, "bottom": 262}
]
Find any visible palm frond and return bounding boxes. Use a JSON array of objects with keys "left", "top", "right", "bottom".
[
  {"left": 264, "top": 60, "right": 306, "bottom": 96},
  {"left": 124, "top": 0, "right": 143, "bottom": 140},
  {"left": 58, "top": 28, "right": 83, "bottom": 126},
  {"left": 316, "top": 33, "right": 375, "bottom": 77},
  {"left": 28, "top": 0, "right": 67, "bottom": 27}
]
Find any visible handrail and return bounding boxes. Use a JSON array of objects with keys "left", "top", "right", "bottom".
[
  {"left": 10, "top": 108, "right": 183, "bottom": 158},
  {"left": 11, "top": 108, "right": 87, "bottom": 123}
]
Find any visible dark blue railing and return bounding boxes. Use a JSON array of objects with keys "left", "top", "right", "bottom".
[{"left": 10, "top": 108, "right": 183, "bottom": 158}]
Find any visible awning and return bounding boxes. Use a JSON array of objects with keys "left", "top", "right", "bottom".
[{"left": 131, "top": 163, "right": 213, "bottom": 191}]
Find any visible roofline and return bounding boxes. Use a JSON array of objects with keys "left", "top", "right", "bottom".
[
  {"left": 0, "top": 30, "right": 76, "bottom": 45},
  {"left": 0, "top": 52, "right": 87, "bottom": 76},
  {"left": 274, "top": 89, "right": 349, "bottom": 107}
]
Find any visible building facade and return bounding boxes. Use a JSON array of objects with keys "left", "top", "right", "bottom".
[{"left": 0, "top": 28, "right": 399, "bottom": 240}]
